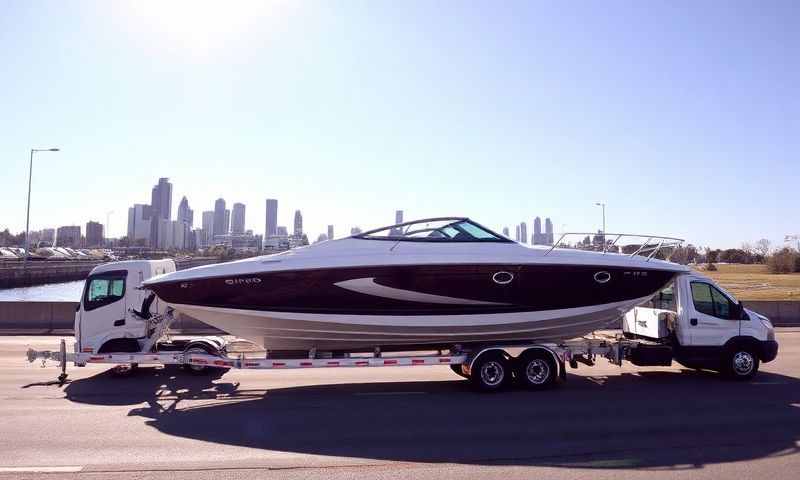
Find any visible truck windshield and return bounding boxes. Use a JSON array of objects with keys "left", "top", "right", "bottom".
[{"left": 83, "top": 271, "right": 126, "bottom": 311}]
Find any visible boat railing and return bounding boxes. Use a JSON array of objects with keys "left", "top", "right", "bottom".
[{"left": 542, "top": 233, "right": 685, "bottom": 261}]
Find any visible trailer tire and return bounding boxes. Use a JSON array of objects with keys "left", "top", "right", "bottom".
[
  {"left": 724, "top": 347, "right": 759, "bottom": 381},
  {"left": 470, "top": 351, "right": 511, "bottom": 392},
  {"left": 450, "top": 364, "right": 469, "bottom": 379},
  {"left": 516, "top": 350, "right": 557, "bottom": 390},
  {"left": 183, "top": 347, "right": 216, "bottom": 375}
]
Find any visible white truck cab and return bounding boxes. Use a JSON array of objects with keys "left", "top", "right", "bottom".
[
  {"left": 623, "top": 272, "right": 778, "bottom": 379},
  {"left": 75, "top": 260, "right": 176, "bottom": 355}
]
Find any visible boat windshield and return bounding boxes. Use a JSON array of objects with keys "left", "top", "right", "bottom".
[{"left": 355, "top": 218, "right": 511, "bottom": 243}]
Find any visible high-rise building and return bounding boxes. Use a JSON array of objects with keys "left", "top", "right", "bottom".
[
  {"left": 515, "top": 225, "right": 520, "bottom": 242},
  {"left": 327, "top": 225, "right": 334, "bottom": 241},
  {"left": 545, "top": 217, "right": 554, "bottom": 245},
  {"left": 177, "top": 196, "right": 193, "bottom": 228},
  {"left": 502, "top": 227, "right": 510, "bottom": 238},
  {"left": 350, "top": 226, "right": 362, "bottom": 235},
  {"left": 520, "top": 222, "right": 528, "bottom": 244},
  {"left": 149, "top": 178, "right": 172, "bottom": 247},
  {"left": 277, "top": 226, "right": 288, "bottom": 237},
  {"left": 40, "top": 228, "right": 55, "bottom": 246},
  {"left": 232, "top": 203, "right": 246, "bottom": 234},
  {"left": 85, "top": 221, "right": 104, "bottom": 247},
  {"left": 213, "top": 198, "right": 226, "bottom": 238},
  {"left": 201, "top": 211, "right": 214, "bottom": 246},
  {"left": 127, "top": 204, "right": 152, "bottom": 246},
  {"left": 293, "top": 210, "right": 303, "bottom": 236},
  {"left": 224, "top": 209, "right": 230, "bottom": 234},
  {"left": 395, "top": 210, "right": 403, "bottom": 224},
  {"left": 265, "top": 199, "right": 278, "bottom": 237},
  {"left": 56, "top": 226, "right": 81, "bottom": 248}
]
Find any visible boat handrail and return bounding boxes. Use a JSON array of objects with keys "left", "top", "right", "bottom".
[{"left": 543, "top": 233, "right": 684, "bottom": 261}]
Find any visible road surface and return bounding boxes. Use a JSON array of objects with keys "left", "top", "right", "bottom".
[{"left": 1, "top": 331, "right": 799, "bottom": 479}]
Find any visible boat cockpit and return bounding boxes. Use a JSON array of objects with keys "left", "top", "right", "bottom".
[{"left": 354, "top": 217, "right": 511, "bottom": 243}]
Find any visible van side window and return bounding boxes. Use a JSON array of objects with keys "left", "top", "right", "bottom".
[
  {"left": 691, "top": 281, "right": 734, "bottom": 319},
  {"left": 690, "top": 282, "right": 714, "bottom": 316},
  {"left": 84, "top": 272, "right": 126, "bottom": 311}
]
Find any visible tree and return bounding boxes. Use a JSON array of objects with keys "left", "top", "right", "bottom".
[{"left": 755, "top": 239, "right": 771, "bottom": 259}]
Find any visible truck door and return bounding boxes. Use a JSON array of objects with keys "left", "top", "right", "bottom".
[
  {"left": 687, "top": 281, "right": 739, "bottom": 346},
  {"left": 78, "top": 270, "right": 128, "bottom": 351}
]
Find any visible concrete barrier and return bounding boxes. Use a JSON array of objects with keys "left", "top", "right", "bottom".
[
  {"left": 0, "top": 301, "right": 221, "bottom": 335},
  {"left": 0, "top": 300, "right": 798, "bottom": 335}
]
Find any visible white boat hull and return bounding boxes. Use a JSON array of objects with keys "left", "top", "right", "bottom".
[{"left": 171, "top": 296, "right": 649, "bottom": 351}]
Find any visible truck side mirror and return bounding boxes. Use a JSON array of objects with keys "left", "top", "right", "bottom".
[{"left": 732, "top": 301, "right": 744, "bottom": 320}]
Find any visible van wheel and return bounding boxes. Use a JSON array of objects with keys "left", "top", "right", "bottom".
[
  {"left": 450, "top": 364, "right": 469, "bottom": 379},
  {"left": 516, "top": 350, "right": 557, "bottom": 390},
  {"left": 725, "top": 347, "right": 759, "bottom": 380},
  {"left": 470, "top": 351, "right": 511, "bottom": 392}
]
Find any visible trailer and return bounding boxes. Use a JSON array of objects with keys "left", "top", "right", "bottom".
[{"left": 26, "top": 260, "right": 779, "bottom": 391}]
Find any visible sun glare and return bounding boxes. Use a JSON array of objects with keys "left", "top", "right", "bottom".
[{"left": 117, "top": 0, "right": 292, "bottom": 60}]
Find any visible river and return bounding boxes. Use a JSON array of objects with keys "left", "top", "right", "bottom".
[{"left": 0, "top": 280, "right": 84, "bottom": 302}]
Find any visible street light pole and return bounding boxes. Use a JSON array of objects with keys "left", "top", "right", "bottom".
[
  {"left": 23, "top": 148, "right": 60, "bottom": 276},
  {"left": 595, "top": 202, "right": 606, "bottom": 253}
]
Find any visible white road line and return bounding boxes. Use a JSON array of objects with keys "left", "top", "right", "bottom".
[
  {"left": 0, "top": 466, "right": 83, "bottom": 473},
  {"left": 751, "top": 382, "right": 788, "bottom": 385},
  {"left": 354, "top": 391, "right": 428, "bottom": 396}
]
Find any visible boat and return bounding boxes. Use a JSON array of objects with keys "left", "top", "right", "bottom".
[{"left": 142, "top": 217, "right": 688, "bottom": 352}]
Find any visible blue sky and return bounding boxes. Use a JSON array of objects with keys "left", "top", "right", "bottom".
[{"left": 1, "top": 1, "right": 797, "bottom": 249}]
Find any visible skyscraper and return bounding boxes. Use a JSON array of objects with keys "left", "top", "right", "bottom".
[
  {"left": 232, "top": 203, "right": 246, "bottom": 234},
  {"left": 265, "top": 199, "right": 278, "bottom": 237},
  {"left": 149, "top": 178, "right": 172, "bottom": 247},
  {"left": 85, "top": 221, "right": 104, "bottom": 247},
  {"left": 502, "top": 227, "right": 510, "bottom": 238},
  {"left": 395, "top": 210, "right": 403, "bottom": 224},
  {"left": 533, "top": 216, "right": 543, "bottom": 244},
  {"left": 515, "top": 225, "right": 520, "bottom": 242},
  {"left": 224, "top": 209, "right": 230, "bottom": 234},
  {"left": 201, "top": 210, "right": 214, "bottom": 246},
  {"left": 545, "top": 217, "right": 554, "bottom": 245},
  {"left": 327, "top": 225, "right": 334, "bottom": 241},
  {"left": 213, "top": 198, "right": 226, "bottom": 238},
  {"left": 293, "top": 210, "right": 303, "bottom": 236},
  {"left": 127, "top": 204, "right": 152, "bottom": 245},
  {"left": 520, "top": 222, "right": 528, "bottom": 244},
  {"left": 177, "top": 196, "right": 193, "bottom": 228}
]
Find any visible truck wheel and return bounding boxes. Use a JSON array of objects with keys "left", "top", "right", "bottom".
[
  {"left": 725, "top": 347, "right": 760, "bottom": 380},
  {"left": 516, "top": 350, "right": 557, "bottom": 390},
  {"left": 470, "top": 351, "right": 511, "bottom": 392},
  {"left": 450, "top": 364, "right": 469, "bottom": 379}
]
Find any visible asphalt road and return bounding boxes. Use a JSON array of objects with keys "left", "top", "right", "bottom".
[{"left": 1, "top": 331, "right": 799, "bottom": 479}]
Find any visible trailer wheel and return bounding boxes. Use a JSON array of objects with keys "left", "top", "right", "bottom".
[
  {"left": 183, "top": 347, "right": 213, "bottom": 375},
  {"left": 516, "top": 350, "right": 557, "bottom": 390},
  {"left": 725, "top": 347, "right": 759, "bottom": 381},
  {"left": 470, "top": 351, "right": 511, "bottom": 392},
  {"left": 450, "top": 364, "right": 469, "bottom": 379}
]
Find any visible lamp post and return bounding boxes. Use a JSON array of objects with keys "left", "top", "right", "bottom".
[
  {"left": 23, "top": 148, "right": 60, "bottom": 275},
  {"left": 595, "top": 202, "right": 606, "bottom": 253}
]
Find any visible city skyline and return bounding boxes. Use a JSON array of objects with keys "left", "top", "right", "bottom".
[{"left": 1, "top": 2, "right": 797, "bottom": 248}]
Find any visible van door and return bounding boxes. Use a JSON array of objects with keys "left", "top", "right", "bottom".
[{"left": 686, "top": 281, "right": 739, "bottom": 346}]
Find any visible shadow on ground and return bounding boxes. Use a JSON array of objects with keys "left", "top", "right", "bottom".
[{"left": 55, "top": 366, "right": 800, "bottom": 469}]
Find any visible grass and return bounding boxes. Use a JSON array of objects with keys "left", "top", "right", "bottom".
[{"left": 694, "top": 263, "right": 800, "bottom": 301}]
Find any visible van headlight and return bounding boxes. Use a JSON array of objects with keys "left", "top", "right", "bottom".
[{"left": 757, "top": 314, "right": 775, "bottom": 340}]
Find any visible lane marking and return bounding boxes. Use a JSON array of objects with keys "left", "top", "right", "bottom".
[
  {"left": 0, "top": 466, "right": 83, "bottom": 473},
  {"left": 354, "top": 391, "right": 428, "bottom": 396},
  {"left": 751, "top": 382, "right": 788, "bottom": 385}
]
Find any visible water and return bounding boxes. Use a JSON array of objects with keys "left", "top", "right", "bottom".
[{"left": 0, "top": 280, "right": 85, "bottom": 302}]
